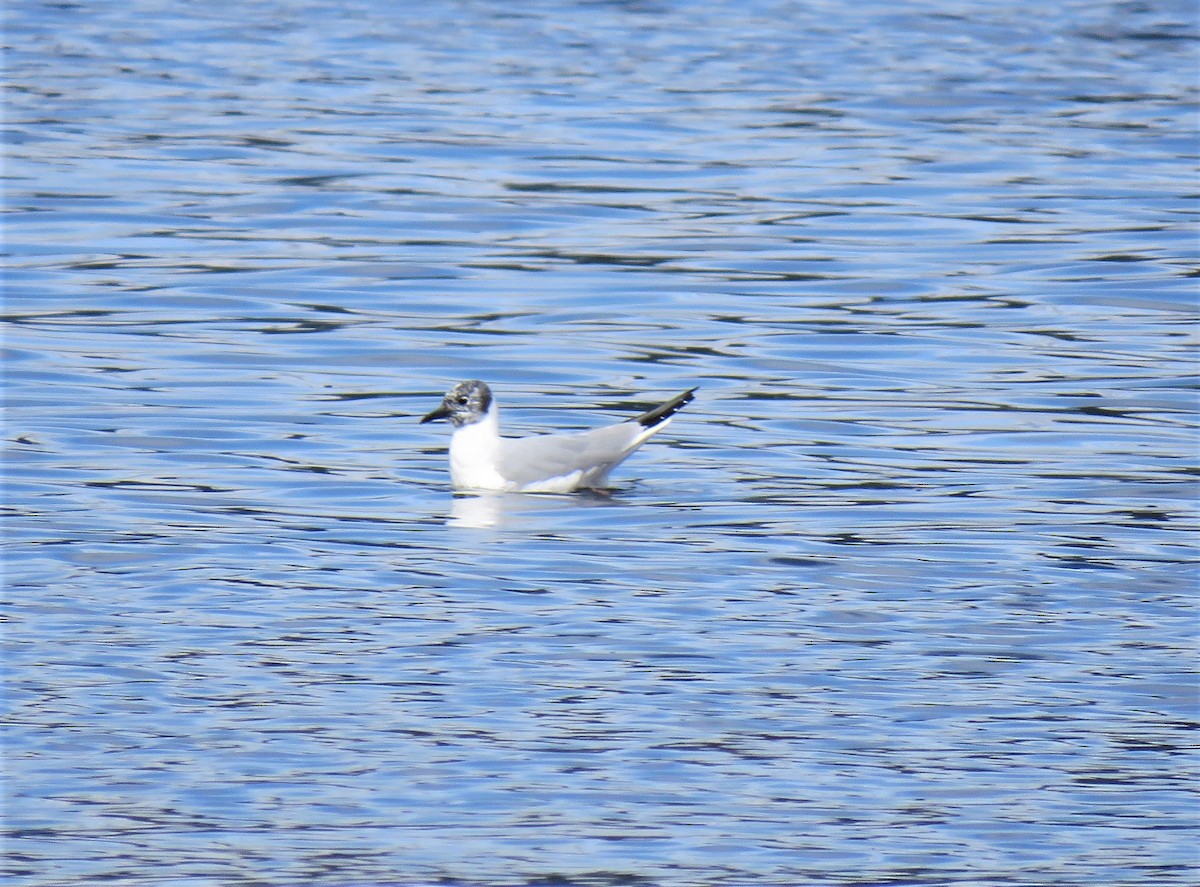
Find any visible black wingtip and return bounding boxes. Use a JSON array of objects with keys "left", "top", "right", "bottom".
[{"left": 636, "top": 387, "right": 697, "bottom": 428}]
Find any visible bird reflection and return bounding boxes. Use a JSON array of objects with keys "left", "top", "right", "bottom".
[{"left": 447, "top": 489, "right": 619, "bottom": 529}]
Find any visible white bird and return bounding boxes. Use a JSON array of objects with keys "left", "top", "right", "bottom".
[{"left": 420, "top": 380, "right": 695, "bottom": 493}]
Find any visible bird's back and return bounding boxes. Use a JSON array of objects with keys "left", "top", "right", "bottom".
[{"left": 497, "top": 421, "right": 655, "bottom": 491}]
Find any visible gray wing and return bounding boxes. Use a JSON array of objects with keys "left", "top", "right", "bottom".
[{"left": 497, "top": 422, "right": 644, "bottom": 487}]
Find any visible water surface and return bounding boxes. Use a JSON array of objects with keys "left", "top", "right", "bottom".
[{"left": 4, "top": 1, "right": 1198, "bottom": 885}]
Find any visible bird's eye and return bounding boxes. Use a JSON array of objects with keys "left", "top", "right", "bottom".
[{"left": 456, "top": 396, "right": 468, "bottom": 405}]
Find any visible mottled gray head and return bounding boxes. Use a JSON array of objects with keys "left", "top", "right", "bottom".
[{"left": 420, "top": 380, "right": 493, "bottom": 428}]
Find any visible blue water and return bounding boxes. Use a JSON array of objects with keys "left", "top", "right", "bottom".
[{"left": 4, "top": 1, "right": 1198, "bottom": 885}]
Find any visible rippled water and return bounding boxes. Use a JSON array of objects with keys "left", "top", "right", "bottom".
[{"left": 4, "top": 1, "right": 1198, "bottom": 884}]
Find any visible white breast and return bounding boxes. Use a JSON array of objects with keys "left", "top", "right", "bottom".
[{"left": 447, "top": 410, "right": 509, "bottom": 491}]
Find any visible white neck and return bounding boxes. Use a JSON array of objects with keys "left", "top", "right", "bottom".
[{"left": 447, "top": 406, "right": 507, "bottom": 490}]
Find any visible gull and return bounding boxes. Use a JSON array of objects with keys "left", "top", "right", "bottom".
[{"left": 420, "top": 380, "right": 695, "bottom": 493}]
